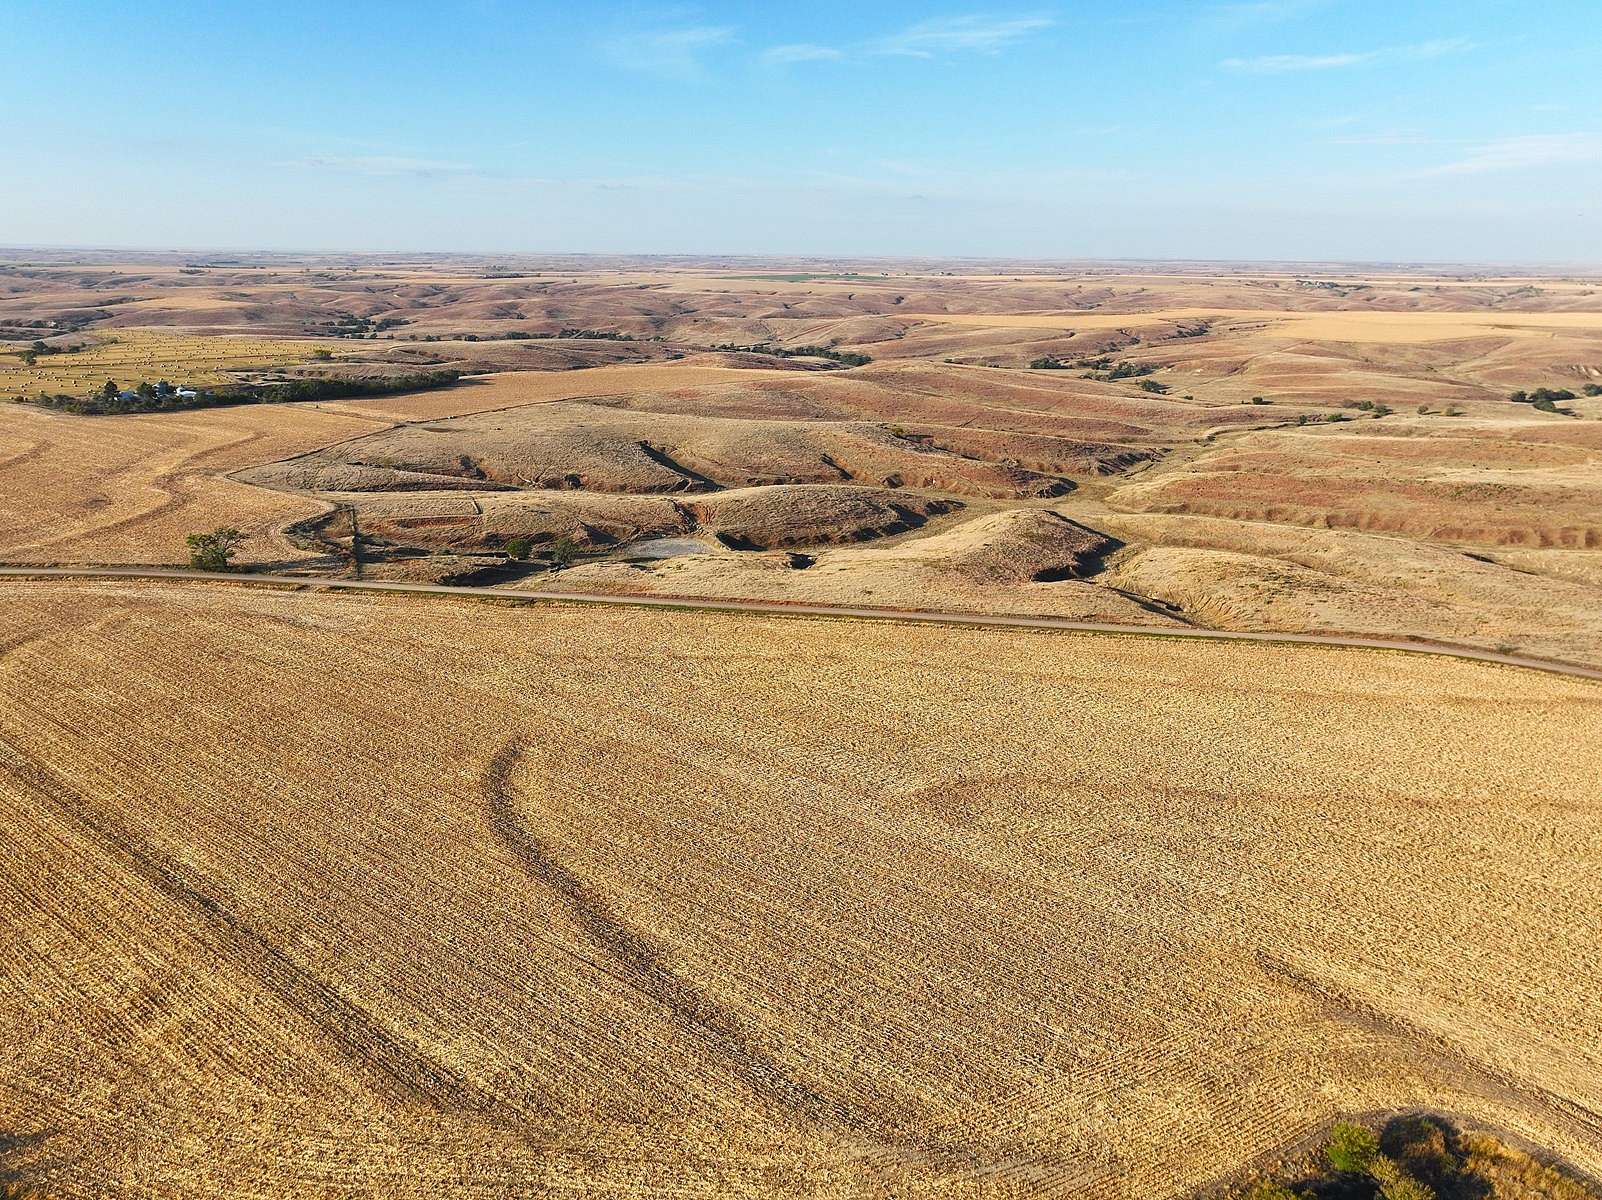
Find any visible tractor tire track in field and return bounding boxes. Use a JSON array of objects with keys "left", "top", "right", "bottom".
[
  {"left": 0, "top": 440, "right": 50, "bottom": 472},
  {"left": 0, "top": 738, "right": 496, "bottom": 1116},
  {"left": 480, "top": 738, "right": 982, "bottom": 1172},
  {"left": 61, "top": 426, "right": 269, "bottom": 543},
  {"left": 1256, "top": 953, "right": 1602, "bottom": 1150}
]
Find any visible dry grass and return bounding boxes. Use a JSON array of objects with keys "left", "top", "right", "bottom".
[
  {"left": 903, "top": 310, "right": 1602, "bottom": 343},
  {"left": 1, "top": 579, "right": 1599, "bottom": 1198},
  {"left": 4, "top": 257, "right": 1602, "bottom": 657},
  {"left": 1107, "top": 422, "right": 1602, "bottom": 547},
  {"left": 315, "top": 363, "right": 803, "bottom": 422},
  {"left": 0, "top": 329, "right": 327, "bottom": 397}
]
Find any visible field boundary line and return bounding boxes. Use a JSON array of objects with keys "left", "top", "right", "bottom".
[{"left": 1, "top": 564, "right": 1600, "bottom": 683}]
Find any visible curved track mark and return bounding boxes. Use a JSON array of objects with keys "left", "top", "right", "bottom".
[
  {"left": 481, "top": 739, "right": 978, "bottom": 1169},
  {"left": 1257, "top": 952, "right": 1602, "bottom": 1150},
  {"left": 0, "top": 739, "right": 495, "bottom": 1115}
]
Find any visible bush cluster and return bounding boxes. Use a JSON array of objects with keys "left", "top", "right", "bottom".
[{"left": 711, "top": 342, "right": 872, "bottom": 366}]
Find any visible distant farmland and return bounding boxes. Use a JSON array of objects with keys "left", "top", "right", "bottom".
[
  {"left": 0, "top": 329, "right": 326, "bottom": 397},
  {"left": 2, "top": 579, "right": 1599, "bottom": 1197}
]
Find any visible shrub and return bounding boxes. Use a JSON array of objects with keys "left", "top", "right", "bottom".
[
  {"left": 1370, "top": 1154, "right": 1436, "bottom": 1200},
  {"left": 1250, "top": 396, "right": 1269, "bottom": 405},
  {"left": 503, "top": 537, "right": 532, "bottom": 560},
  {"left": 1584, "top": 383, "right": 1602, "bottom": 396},
  {"left": 186, "top": 527, "right": 245, "bottom": 571},
  {"left": 1381, "top": 1113, "right": 1460, "bottom": 1190},
  {"left": 1327, "top": 1121, "right": 1381, "bottom": 1174},
  {"left": 1417, "top": 404, "right": 1431, "bottom": 414},
  {"left": 1136, "top": 378, "right": 1169, "bottom": 394},
  {"left": 1244, "top": 1183, "right": 1303, "bottom": 1200},
  {"left": 550, "top": 535, "right": 578, "bottom": 569},
  {"left": 1509, "top": 390, "right": 1527, "bottom": 402}
]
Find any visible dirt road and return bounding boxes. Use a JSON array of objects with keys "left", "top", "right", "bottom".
[{"left": 3, "top": 564, "right": 1599, "bottom": 682}]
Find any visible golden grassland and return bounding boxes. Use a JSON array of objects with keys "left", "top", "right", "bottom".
[
  {"left": 0, "top": 329, "right": 328, "bottom": 397},
  {"left": 314, "top": 361, "right": 805, "bottom": 421},
  {"left": 1, "top": 579, "right": 1599, "bottom": 1198},
  {"left": 903, "top": 309, "right": 1602, "bottom": 343}
]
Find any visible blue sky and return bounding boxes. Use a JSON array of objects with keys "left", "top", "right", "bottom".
[{"left": 2, "top": 0, "right": 1598, "bottom": 261}]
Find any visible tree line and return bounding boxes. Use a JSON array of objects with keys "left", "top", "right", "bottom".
[{"left": 18, "top": 370, "right": 463, "bottom": 415}]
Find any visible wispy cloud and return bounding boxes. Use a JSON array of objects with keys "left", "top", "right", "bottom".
[
  {"left": 1417, "top": 132, "right": 1602, "bottom": 176},
  {"left": 1222, "top": 37, "right": 1473, "bottom": 73},
  {"left": 1204, "top": 0, "right": 1326, "bottom": 27},
  {"left": 1331, "top": 132, "right": 1437, "bottom": 146},
  {"left": 759, "top": 42, "right": 843, "bottom": 65},
  {"left": 601, "top": 24, "right": 736, "bottom": 80},
  {"left": 286, "top": 155, "right": 479, "bottom": 178},
  {"left": 868, "top": 14, "right": 1053, "bottom": 58},
  {"left": 1224, "top": 51, "right": 1364, "bottom": 71},
  {"left": 760, "top": 13, "right": 1052, "bottom": 68}
]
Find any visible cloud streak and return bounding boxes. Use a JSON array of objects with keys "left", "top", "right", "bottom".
[
  {"left": 868, "top": 14, "right": 1053, "bottom": 57},
  {"left": 762, "top": 13, "right": 1052, "bottom": 67},
  {"left": 601, "top": 24, "right": 735, "bottom": 80},
  {"left": 1223, "top": 37, "right": 1472, "bottom": 72},
  {"left": 759, "top": 43, "right": 843, "bottom": 65},
  {"left": 1417, "top": 132, "right": 1602, "bottom": 176},
  {"left": 286, "top": 155, "right": 479, "bottom": 178}
]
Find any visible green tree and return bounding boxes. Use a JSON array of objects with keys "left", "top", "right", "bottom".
[
  {"left": 101, "top": 379, "right": 120, "bottom": 400},
  {"left": 186, "top": 527, "right": 246, "bottom": 571},
  {"left": 550, "top": 535, "right": 578, "bottom": 569},
  {"left": 503, "top": 537, "right": 532, "bottom": 560},
  {"left": 1327, "top": 1122, "right": 1381, "bottom": 1175}
]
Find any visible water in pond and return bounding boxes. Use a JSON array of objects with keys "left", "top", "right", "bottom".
[{"left": 622, "top": 537, "right": 720, "bottom": 561}]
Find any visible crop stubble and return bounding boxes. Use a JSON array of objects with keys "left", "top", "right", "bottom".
[{"left": 0, "top": 580, "right": 1598, "bottom": 1197}]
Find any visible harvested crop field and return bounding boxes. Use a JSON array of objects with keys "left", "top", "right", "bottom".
[
  {"left": 0, "top": 402, "right": 386, "bottom": 565},
  {"left": 2, "top": 579, "right": 1599, "bottom": 1198},
  {"left": 0, "top": 329, "right": 327, "bottom": 398}
]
